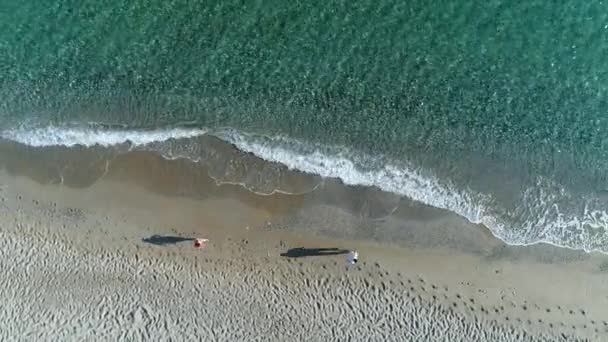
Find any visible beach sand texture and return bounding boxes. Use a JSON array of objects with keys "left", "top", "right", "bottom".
[{"left": 0, "top": 170, "right": 607, "bottom": 341}]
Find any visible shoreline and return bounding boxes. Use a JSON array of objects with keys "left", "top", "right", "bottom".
[
  {"left": 1, "top": 163, "right": 607, "bottom": 339},
  {"left": 1, "top": 134, "right": 605, "bottom": 257}
]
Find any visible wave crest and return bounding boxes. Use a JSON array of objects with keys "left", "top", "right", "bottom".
[{"left": 0, "top": 126, "right": 207, "bottom": 148}]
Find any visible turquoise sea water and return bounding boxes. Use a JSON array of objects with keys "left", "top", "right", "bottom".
[{"left": 2, "top": 1, "right": 608, "bottom": 252}]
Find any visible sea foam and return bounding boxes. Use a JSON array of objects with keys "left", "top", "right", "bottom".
[{"left": 0, "top": 126, "right": 207, "bottom": 148}]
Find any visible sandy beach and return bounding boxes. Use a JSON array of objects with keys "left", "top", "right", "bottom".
[
  {"left": 4, "top": 0, "right": 608, "bottom": 340},
  {"left": 1, "top": 154, "right": 607, "bottom": 342}
]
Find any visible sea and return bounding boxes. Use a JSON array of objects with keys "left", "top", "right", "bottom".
[{"left": 1, "top": 0, "right": 608, "bottom": 253}]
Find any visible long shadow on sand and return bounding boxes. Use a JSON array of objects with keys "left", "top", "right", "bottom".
[
  {"left": 142, "top": 235, "right": 194, "bottom": 246},
  {"left": 280, "top": 247, "right": 350, "bottom": 258}
]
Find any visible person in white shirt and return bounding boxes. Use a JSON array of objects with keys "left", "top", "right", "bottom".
[{"left": 346, "top": 250, "right": 358, "bottom": 265}]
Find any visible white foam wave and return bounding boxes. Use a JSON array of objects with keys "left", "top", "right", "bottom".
[
  {"left": 219, "top": 130, "right": 608, "bottom": 254},
  {"left": 218, "top": 130, "right": 491, "bottom": 223},
  {"left": 0, "top": 126, "right": 207, "bottom": 148}
]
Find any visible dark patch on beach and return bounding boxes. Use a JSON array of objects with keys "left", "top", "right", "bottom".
[{"left": 598, "top": 261, "right": 608, "bottom": 272}]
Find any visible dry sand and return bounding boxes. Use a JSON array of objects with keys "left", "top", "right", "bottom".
[{"left": 0, "top": 170, "right": 607, "bottom": 341}]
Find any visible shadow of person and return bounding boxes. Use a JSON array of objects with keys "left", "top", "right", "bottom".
[
  {"left": 280, "top": 247, "right": 350, "bottom": 258},
  {"left": 142, "top": 234, "right": 194, "bottom": 246}
]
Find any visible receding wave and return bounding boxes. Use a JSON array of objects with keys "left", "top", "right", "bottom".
[
  {"left": 217, "top": 130, "right": 490, "bottom": 221},
  {"left": 218, "top": 130, "right": 608, "bottom": 254},
  {"left": 2, "top": 125, "right": 608, "bottom": 254}
]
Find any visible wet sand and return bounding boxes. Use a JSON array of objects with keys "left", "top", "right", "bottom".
[{"left": 1, "top": 167, "right": 607, "bottom": 341}]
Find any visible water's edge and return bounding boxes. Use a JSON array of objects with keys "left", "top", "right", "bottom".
[{"left": 1, "top": 124, "right": 606, "bottom": 255}]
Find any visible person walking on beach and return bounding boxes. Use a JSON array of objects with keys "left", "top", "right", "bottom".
[
  {"left": 193, "top": 238, "right": 209, "bottom": 248},
  {"left": 346, "top": 250, "right": 358, "bottom": 265}
]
